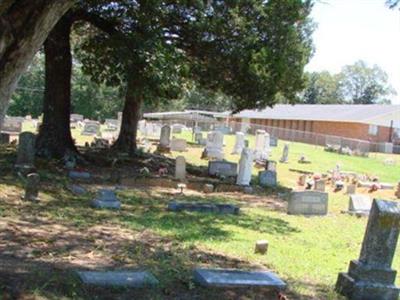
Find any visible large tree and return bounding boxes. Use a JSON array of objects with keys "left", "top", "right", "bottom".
[
  {"left": 301, "top": 71, "right": 343, "bottom": 104},
  {"left": 339, "top": 60, "right": 395, "bottom": 104},
  {"left": 36, "top": 6, "right": 122, "bottom": 158},
  {"left": 78, "top": 0, "right": 314, "bottom": 153},
  {"left": 0, "top": 0, "right": 74, "bottom": 128}
]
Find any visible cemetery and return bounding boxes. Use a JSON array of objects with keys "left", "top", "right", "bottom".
[
  {"left": 0, "top": 117, "right": 400, "bottom": 299},
  {"left": 1, "top": 2, "right": 400, "bottom": 300}
]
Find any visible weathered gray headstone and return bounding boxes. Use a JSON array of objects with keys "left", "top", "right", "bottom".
[
  {"left": 16, "top": 132, "right": 36, "bottom": 167},
  {"left": 170, "top": 138, "right": 187, "bottom": 152},
  {"left": 255, "top": 240, "right": 269, "bottom": 255},
  {"left": 346, "top": 184, "right": 356, "bottom": 195},
  {"left": 82, "top": 122, "right": 100, "bottom": 136},
  {"left": 194, "top": 132, "right": 203, "bottom": 144},
  {"left": 175, "top": 156, "right": 186, "bottom": 181},
  {"left": 208, "top": 161, "right": 237, "bottom": 177},
  {"left": 159, "top": 125, "right": 171, "bottom": 148},
  {"left": 1, "top": 116, "right": 23, "bottom": 133},
  {"left": 193, "top": 268, "right": 286, "bottom": 289},
  {"left": 287, "top": 191, "right": 328, "bottom": 215},
  {"left": 23, "top": 173, "right": 40, "bottom": 201},
  {"left": 91, "top": 189, "right": 121, "bottom": 209},
  {"left": 336, "top": 199, "right": 400, "bottom": 300},
  {"left": 78, "top": 270, "right": 158, "bottom": 287},
  {"left": 348, "top": 194, "right": 372, "bottom": 215},
  {"left": 314, "top": 179, "right": 326, "bottom": 192},
  {"left": 68, "top": 184, "right": 87, "bottom": 195},
  {"left": 259, "top": 170, "right": 277, "bottom": 187},
  {"left": 279, "top": 143, "right": 289, "bottom": 163}
]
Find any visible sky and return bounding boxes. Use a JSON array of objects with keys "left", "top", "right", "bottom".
[{"left": 306, "top": 0, "right": 400, "bottom": 104}]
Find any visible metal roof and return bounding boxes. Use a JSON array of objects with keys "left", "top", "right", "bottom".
[{"left": 233, "top": 104, "right": 400, "bottom": 128}]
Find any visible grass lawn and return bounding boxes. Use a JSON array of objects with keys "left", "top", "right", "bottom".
[{"left": 1, "top": 128, "right": 399, "bottom": 299}]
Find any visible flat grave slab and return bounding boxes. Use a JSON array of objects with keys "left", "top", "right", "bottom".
[
  {"left": 69, "top": 171, "right": 91, "bottom": 180},
  {"left": 168, "top": 202, "right": 239, "bottom": 215},
  {"left": 193, "top": 268, "right": 286, "bottom": 289},
  {"left": 77, "top": 270, "right": 158, "bottom": 287}
]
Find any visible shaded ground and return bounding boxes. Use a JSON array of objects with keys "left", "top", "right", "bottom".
[{"left": 1, "top": 143, "right": 387, "bottom": 299}]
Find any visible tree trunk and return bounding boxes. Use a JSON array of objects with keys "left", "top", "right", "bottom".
[
  {"left": 36, "top": 14, "right": 77, "bottom": 159},
  {"left": 0, "top": 0, "right": 73, "bottom": 128},
  {"left": 113, "top": 78, "right": 143, "bottom": 154}
]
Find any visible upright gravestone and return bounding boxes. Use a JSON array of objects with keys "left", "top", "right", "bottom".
[
  {"left": 236, "top": 147, "right": 254, "bottom": 186},
  {"left": 194, "top": 132, "right": 203, "bottom": 144},
  {"left": 232, "top": 132, "right": 245, "bottom": 154},
  {"left": 336, "top": 199, "right": 400, "bottom": 300},
  {"left": 279, "top": 143, "right": 289, "bottom": 163},
  {"left": 16, "top": 132, "right": 36, "bottom": 167},
  {"left": 205, "top": 131, "right": 224, "bottom": 160},
  {"left": 259, "top": 170, "right": 277, "bottom": 187},
  {"left": 346, "top": 184, "right": 356, "bottom": 195},
  {"left": 175, "top": 156, "right": 186, "bottom": 181},
  {"left": 287, "top": 191, "right": 328, "bottom": 215},
  {"left": 314, "top": 179, "right": 326, "bottom": 192},
  {"left": 254, "top": 130, "right": 270, "bottom": 161},
  {"left": 82, "top": 122, "right": 100, "bottom": 136},
  {"left": 158, "top": 125, "right": 171, "bottom": 151},
  {"left": 208, "top": 161, "right": 238, "bottom": 177},
  {"left": 170, "top": 138, "right": 187, "bottom": 152},
  {"left": 23, "top": 173, "right": 40, "bottom": 201}
]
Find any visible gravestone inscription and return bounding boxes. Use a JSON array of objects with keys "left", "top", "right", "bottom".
[{"left": 287, "top": 191, "right": 328, "bottom": 215}]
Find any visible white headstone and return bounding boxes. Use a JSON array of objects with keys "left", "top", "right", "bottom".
[
  {"left": 175, "top": 156, "right": 186, "bottom": 180},
  {"left": 205, "top": 131, "right": 224, "bottom": 159},
  {"left": 236, "top": 147, "right": 254, "bottom": 186},
  {"left": 232, "top": 132, "right": 245, "bottom": 154},
  {"left": 254, "top": 130, "right": 270, "bottom": 161}
]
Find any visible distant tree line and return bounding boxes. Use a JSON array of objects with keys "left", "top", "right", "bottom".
[{"left": 299, "top": 60, "right": 396, "bottom": 105}]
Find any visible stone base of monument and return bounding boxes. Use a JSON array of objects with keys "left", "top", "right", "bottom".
[
  {"left": 168, "top": 202, "right": 239, "bottom": 215},
  {"left": 336, "top": 260, "right": 400, "bottom": 300},
  {"left": 156, "top": 145, "right": 170, "bottom": 153},
  {"left": 77, "top": 270, "right": 158, "bottom": 287},
  {"left": 193, "top": 268, "right": 286, "bottom": 289}
]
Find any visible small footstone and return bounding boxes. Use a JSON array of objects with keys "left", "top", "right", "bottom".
[
  {"left": 193, "top": 268, "right": 286, "bottom": 289},
  {"left": 255, "top": 240, "right": 268, "bottom": 255},
  {"left": 68, "top": 184, "right": 87, "bottom": 195},
  {"left": 203, "top": 184, "right": 214, "bottom": 193},
  {"left": 77, "top": 270, "right": 158, "bottom": 287}
]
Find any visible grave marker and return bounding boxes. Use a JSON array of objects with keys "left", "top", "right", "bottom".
[
  {"left": 236, "top": 148, "right": 253, "bottom": 186},
  {"left": 78, "top": 270, "right": 158, "bottom": 287},
  {"left": 279, "top": 143, "right": 289, "bottom": 163},
  {"left": 348, "top": 194, "right": 372, "bottom": 215},
  {"left": 23, "top": 173, "right": 40, "bottom": 201},
  {"left": 259, "top": 170, "right": 277, "bottom": 187},
  {"left": 193, "top": 268, "right": 286, "bottom": 289},
  {"left": 91, "top": 189, "right": 121, "bottom": 209},
  {"left": 314, "top": 179, "right": 326, "bottom": 192},
  {"left": 16, "top": 132, "right": 35, "bottom": 167},
  {"left": 205, "top": 131, "right": 224, "bottom": 159},
  {"left": 232, "top": 132, "right": 245, "bottom": 154},
  {"left": 287, "top": 191, "right": 328, "bottom": 215},
  {"left": 336, "top": 199, "right": 400, "bottom": 300},
  {"left": 208, "top": 161, "right": 237, "bottom": 177},
  {"left": 175, "top": 156, "right": 186, "bottom": 181},
  {"left": 170, "top": 138, "right": 187, "bottom": 152},
  {"left": 168, "top": 202, "right": 239, "bottom": 214}
]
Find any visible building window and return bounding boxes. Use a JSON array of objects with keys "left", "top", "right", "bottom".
[{"left": 368, "top": 124, "right": 378, "bottom": 136}]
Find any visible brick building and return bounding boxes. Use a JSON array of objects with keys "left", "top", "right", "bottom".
[{"left": 231, "top": 105, "right": 400, "bottom": 144}]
